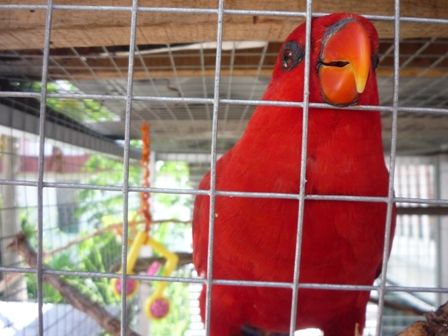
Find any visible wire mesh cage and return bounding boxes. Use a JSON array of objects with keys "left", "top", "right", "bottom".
[{"left": 0, "top": 1, "right": 448, "bottom": 336}]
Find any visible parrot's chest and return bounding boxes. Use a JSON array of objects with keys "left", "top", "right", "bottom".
[{"left": 305, "top": 140, "right": 388, "bottom": 196}]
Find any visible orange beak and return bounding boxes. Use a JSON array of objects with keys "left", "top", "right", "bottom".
[{"left": 319, "top": 20, "right": 371, "bottom": 106}]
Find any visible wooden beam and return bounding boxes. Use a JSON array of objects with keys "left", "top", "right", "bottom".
[
  {"left": 3, "top": 47, "right": 444, "bottom": 80},
  {"left": 9, "top": 233, "right": 140, "bottom": 336},
  {"left": 397, "top": 206, "right": 448, "bottom": 216},
  {"left": 398, "top": 301, "right": 448, "bottom": 336},
  {"left": 47, "top": 67, "right": 445, "bottom": 80},
  {"left": 0, "top": 0, "right": 447, "bottom": 50}
]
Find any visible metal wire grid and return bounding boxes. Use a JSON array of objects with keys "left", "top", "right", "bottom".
[
  {"left": 2, "top": 39, "right": 447, "bottom": 72},
  {"left": 0, "top": 1, "right": 447, "bottom": 336},
  {"left": 389, "top": 158, "right": 439, "bottom": 305},
  {"left": 1, "top": 41, "right": 448, "bottom": 152},
  {"left": 1, "top": 6, "right": 448, "bottom": 157},
  {"left": 0, "top": 125, "right": 120, "bottom": 187},
  {"left": 1, "top": 302, "right": 111, "bottom": 335},
  {"left": 0, "top": 130, "right": 110, "bottom": 274},
  {"left": 2, "top": 41, "right": 447, "bottom": 102}
]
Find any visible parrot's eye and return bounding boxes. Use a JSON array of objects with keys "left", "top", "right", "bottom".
[
  {"left": 372, "top": 53, "right": 379, "bottom": 70},
  {"left": 281, "top": 41, "right": 304, "bottom": 71}
]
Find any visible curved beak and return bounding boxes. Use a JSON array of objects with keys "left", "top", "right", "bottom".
[{"left": 321, "top": 20, "right": 371, "bottom": 94}]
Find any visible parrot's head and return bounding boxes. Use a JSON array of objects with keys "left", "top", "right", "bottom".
[{"left": 270, "top": 13, "right": 379, "bottom": 107}]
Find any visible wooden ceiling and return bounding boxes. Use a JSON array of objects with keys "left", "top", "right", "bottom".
[
  {"left": 0, "top": 0, "right": 447, "bottom": 51},
  {"left": 1, "top": 38, "right": 447, "bottom": 82},
  {"left": 0, "top": 1, "right": 447, "bottom": 81}
]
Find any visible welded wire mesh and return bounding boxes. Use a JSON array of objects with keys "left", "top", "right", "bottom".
[{"left": 0, "top": 1, "right": 447, "bottom": 336}]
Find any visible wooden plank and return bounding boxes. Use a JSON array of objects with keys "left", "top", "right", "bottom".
[
  {"left": 2, "top": 46, "right": 445, "bottom": 80},
  {"left": 45, "top": 67, "right": 446, "bottom": 80},
  {"left": 397, "top": 206, "right": 448, "bottom": 216},
  {"left": 0, "top": 0, "right": 447, "bottom": 50},
  {"left": 1, "top": 62, "right": 444, "bottom": 80}
]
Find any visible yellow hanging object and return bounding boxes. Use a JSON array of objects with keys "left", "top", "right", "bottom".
[
  {"left": 144, "top": 237, "right": 179, "bottom": 319},
  {"left": 110, "top": 230, "right": 179, "bottom": 320},
  {"left": 110, "top": 122, "right": 179, "bottom": 320},
  {"left": 110, "top": 230, "right": 146, "bottom": 298}
]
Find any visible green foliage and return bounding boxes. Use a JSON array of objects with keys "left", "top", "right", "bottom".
[
  {"left": 76, "top": 154, "right": 141, "bottom": 226},
  {"left": 74, "top": 232, "right": 122, "bottom": 304},
  {"left": 81, "top": 153, "right": 141, "bottom": 186},
  {"left": 157, "top": 161, "right": 190, "bottom": 188},
  {"left": 74, "top": 155, "right": 195, "bottom": 332},
  {"left": 24, "top": 230, "right": 121, "bottom": 305},
  {"left": 47, "top": 97, "right": 115, "bottom": 123},
  {"left": 145, "top": 161, "right": 194, "bottom": 335},
  {"left": 158, "top": 162, "right": 189, "bottom": 182},
  {"left": 19, "top": 149, "right": 194, "bottom": 334},
  {"left": 20, "top": 212, "right": 36, "bottom": 246},
  {"left": 12, "top": 80, "right": 116, "bottom": 122},
  {"left": 154, "top": 161, "right": 192, "bottom": 219},
  {"left": 25, "top": 274, "right": 63, "bottom": 303}
]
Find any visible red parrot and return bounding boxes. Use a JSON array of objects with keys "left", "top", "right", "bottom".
[{"left": 193, "top": 13, "right": 396, "bottom": 336}]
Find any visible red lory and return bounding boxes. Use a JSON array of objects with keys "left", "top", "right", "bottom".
[{"left": 193, "top": 12, "right": 395, "bottom": 336}]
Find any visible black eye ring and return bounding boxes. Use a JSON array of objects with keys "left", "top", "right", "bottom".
[{"left": 281, "top": 41, "right": 304, "bottom": 71}]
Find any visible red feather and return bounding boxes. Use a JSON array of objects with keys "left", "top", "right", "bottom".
[{"left": 193, "top": 13, "right": 396, "bottom": 336}]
